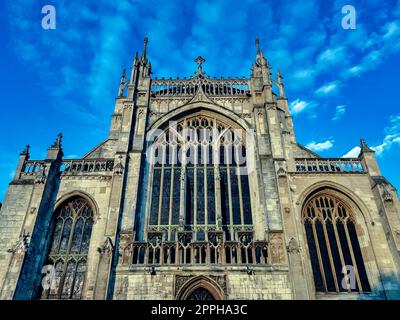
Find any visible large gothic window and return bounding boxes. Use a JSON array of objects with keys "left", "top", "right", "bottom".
[
  {"left": 148, "top": 113, "right": 252, "bottom": 241},
  {"left": 41, "top": 197, "right": 94, "bottom": 299},
  {"left": 303, "top": 194, "right": 371, "bottom": 293}
]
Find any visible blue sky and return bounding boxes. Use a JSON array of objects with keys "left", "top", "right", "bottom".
[{"left": 0, "top": 0, "right": 399, "bottom": 202}]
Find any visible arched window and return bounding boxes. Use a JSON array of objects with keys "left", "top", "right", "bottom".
[
  {"left": 186, "top": 287, "right": 215, "bottom": 300},
  {"left": 303, "top": 193, "right": 370, "bottom": 293},
  {"left": 148, "top": 113, "right": 252, "bottom": 241},
  {"left": 41, "top": 197, "right": 94, "bottom": 299}
]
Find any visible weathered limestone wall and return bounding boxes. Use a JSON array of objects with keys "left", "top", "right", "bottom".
[
  {"left": 112, "top": 271, "right": 292, "bottom": 300},
  {"left": 114, "top": 273, "right": 175, "bottom": 300},
  {"left": 226, "top": 273, "right": 292, "bottom": 300},
  {"left": 0, "top": 183, "right": 34, "bottom": 298}
]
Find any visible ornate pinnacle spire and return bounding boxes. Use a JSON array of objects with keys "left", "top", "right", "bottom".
[
  {"left": 360, "top": 139, "right": 374, "bottom": 153},
  {"left": 277, "top": 70, "right": 283, "bottom": 84},
  {"left": 255, "top": 37, "right": 261, "bottom": 54},
  {"left": 277, "top": 70, "right": 285, "bottom": 97},
  {"left": 254, "top": 37, "right": 267, "bottom": 67},
  {"left": 20, "top": 144, "right": 30, "bottom": 157},
  {"left": 46, "top": 133, "right": 63, "bottom": 160},
  {"left": 120, "top": 68, "right": 126, "bottom": 83},
  {"left": 194, "top": 56, "right": 206, "bottom": 79},
  {"left": 51, "top": 133, "right": 63, "bottom": 149},
  {"left": 141, "top": 36, "right": 148, "bottom": 63},
  {"left": 118, "top": 69, "right": 126, "bottom": 96},
  {"left": 129, "top": 52, "right": 139, "bottom": 85}
]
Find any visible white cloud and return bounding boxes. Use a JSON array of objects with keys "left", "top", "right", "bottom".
[
  {"left": 342, "top": 146, "right": 361, "bottom": 158},
  {"left": 315, "top": 81, "right": 340, "bottom": 96},
  {"left": 332, "top": 105, "right": 346, "bottom": 121},
  {"left": 371, "top": 115, "right": 400, "bottom": 156},
  {"left": 316, "top": 46, "right": 347, "bottom": 71},
  {"left": 306, "top": 139, "right": 334, "bottom": 152},
  {"left": 372, "top": 134, "right": 400, "bottom": 156},
  {"left": 289, "top": 98, "right": 318, "bottom": 115},
  {"left": 383, "top": 20, "right": 400, "bottom": 40}
]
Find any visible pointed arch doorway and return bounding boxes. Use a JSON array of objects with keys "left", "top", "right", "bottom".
[{"left": 176, "top": 276, "right": 224, "bottom": 300}]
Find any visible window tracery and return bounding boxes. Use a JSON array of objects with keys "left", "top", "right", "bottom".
[
  {"left": 147, "top": 113, "right": 252, "bottom": 242},
  {"left": 41, "top": 197, "right": 94, "bottom": 299},
  {"left": 303, "top": 194, "right": 370, "bottom": 293}
]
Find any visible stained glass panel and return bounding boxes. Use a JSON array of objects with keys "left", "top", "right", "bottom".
[
  {"left": 61, "top": 260, "right": 76, "bottom": 299},
  {"left": 50, "top": 219, "right": 63, "bottom": 254},
  {"left": 240, "top": 171, "right": 252, "bottom": 224},
  {"left": 161, "top": 168, "right": 171, "bottom": 225},
  {"left": 197, "top": 168, "right": 205, "bottom": 224},
  {"left": 72, "top": 261, "right": 86, "bottom": 299},
  {"left": 150, "top": 169, "right": 161, "bottom": 225},
  {"left": 171, "top": 168, "right": 181, "bottom": 225},
  {"left": 186, "top": 167, "right": 194, "bottom": 224},
  {"left": 207, "top": 168, "right": 215, "bottom": 224},
  {"left": 230, "top": 168, "right": 241, "bottom": 225},
  {"left": 80, "top": 219, "right": 93, "bottom": 254},
  {"left": 220, "top": 167, "right": 230, "bottom": 226},
  {"left": 59, "top": 218, "right": 72, "bottom": 254},
  {"left": 70, "top": 218, "right": 84, "bottom": 254}
]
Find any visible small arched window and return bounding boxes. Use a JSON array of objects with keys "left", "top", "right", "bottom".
[
  {"left": 41, "top": 197, "right": 94, "bottom": 299},
  {"left": 303, "top": 194, "right": 370, "bottom": 293}
]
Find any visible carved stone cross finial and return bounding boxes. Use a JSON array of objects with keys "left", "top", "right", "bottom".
[{"left": 194, "top": 56, "right": 206, "bottom": 78}]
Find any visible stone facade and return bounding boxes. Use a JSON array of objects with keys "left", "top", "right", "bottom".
[{"left": 0, "top": 38, "right": 400, "bottom": 300}]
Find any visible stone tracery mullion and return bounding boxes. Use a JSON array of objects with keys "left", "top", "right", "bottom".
[
  {"left": 332, "top": 216, "right": 351, "bottom": 292},
  {"left": 321, "top": 217, "right": 340, "bottom": 292},
  {"left": 343, "top": 221, "right": 364, "bottom": 291},
  {"left": 311, "top": 219, "right": 328, "bottom": 292}
]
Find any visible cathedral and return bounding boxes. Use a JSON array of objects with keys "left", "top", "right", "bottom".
[{"left": 1, "top": 38, "right": 400, "bottom": 300}]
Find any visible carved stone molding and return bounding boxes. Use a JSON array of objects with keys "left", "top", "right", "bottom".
[
  {"left": 382, "top": 186, "right": 393, "bottom": 203},
  {"left": 287, "top": 237, "right": 300, "bottom": 254},
  {"left": 277, "top": 167, "right": 287, "bottom": 177},
  {"left": 269, "top": 232, "right": 285, "bottom": 264},
  {"left": 61, "top": 175, "right": 112, "bottom": 181},
  {"left": 175, "top": 275, "right": 226, "bottom": 300},
  {"left": 7, "top": 231, "right": 30, "bottom": 254},
  {"left": 98, "top": 237, "right": 114, "bottom": 256},
  {"left": 114, "top": 155, "right": 124, "bottom": 175}
]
